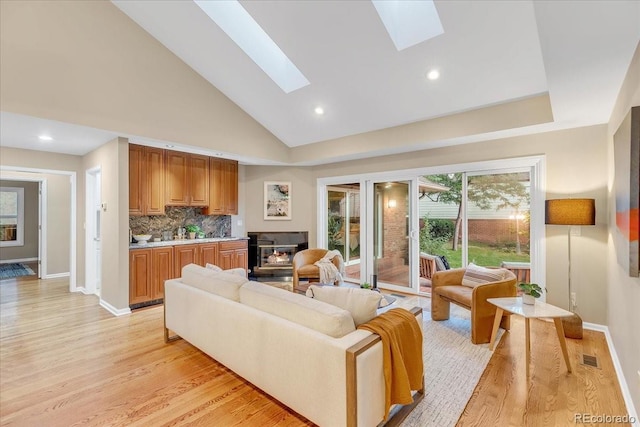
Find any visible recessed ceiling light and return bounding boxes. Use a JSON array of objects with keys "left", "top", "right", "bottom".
[
  {"left": 194, "top": 0, "right": 310, "bottom": 94},
  {"left": 166, "top": 144, "right": 175, "bottom": 148},
  {"left": 314, "top": 107, "right": 324, "bottom": 115},
  {"left": 38, "top": 135, "right": 53, "bottom": 141},
  {"left": 427, "top": 70, "right": 440, "bottom": 80}
]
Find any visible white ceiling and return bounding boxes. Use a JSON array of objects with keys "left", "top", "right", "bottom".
[{"left": 1, "top": 0, "right": 639, "bottom": 163}]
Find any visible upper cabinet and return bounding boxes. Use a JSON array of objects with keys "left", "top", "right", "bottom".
[
  {"left": 165, "top": 151, "right": 210, "bottom": 207},
  {"left": 129, "top": 144, "right": 165, "bottom": 216},
  {"left": 130, "top": 145, "right": 236, "bottom": 215},
  {"left": 203, "top": 158, "right": 238, "bottom": 215}
]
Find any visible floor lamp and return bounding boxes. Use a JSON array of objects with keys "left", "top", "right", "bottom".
[{"left": 545, "top": 198, "right": 596, "bottom": 339}]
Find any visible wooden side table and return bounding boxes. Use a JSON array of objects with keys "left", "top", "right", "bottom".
[{"left": 487, "top": 297, "right": 574, "bottom": 379}]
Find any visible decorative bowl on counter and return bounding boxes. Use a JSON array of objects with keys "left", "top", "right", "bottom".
[{"left": 133, "top": 234, "right": 152, "bottom": 244}]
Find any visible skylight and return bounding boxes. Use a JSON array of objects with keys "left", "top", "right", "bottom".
[
  {"left": 372, "top": 0, "right": 444, "bottom": 51},
  {"left": 194, "top": 0, "right": 309, "bottom": 94}
]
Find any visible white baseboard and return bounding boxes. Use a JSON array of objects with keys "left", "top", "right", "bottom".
[
  {"left": 0, "top": 257, "right": 37, "bottom": 264},
  {"left": 99, "top": 299, "right": 131, "bottom": 317},
  {"left": 43, "top": 272, "right": 70, "bottom": 279},
  {"left": 72, "top": 286, "right": 91, "bottom": 295},
  {"left": 584, "top": 322, "right": 638, "bottom": 426}
]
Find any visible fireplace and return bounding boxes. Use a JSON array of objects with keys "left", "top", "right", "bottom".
[{"left": 248, "top": 231, "right": 308, "bottom": 280}]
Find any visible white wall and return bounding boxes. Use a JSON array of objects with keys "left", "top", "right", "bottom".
[{"left": 81, "top": 137, "right": 130, "bottom": 312}]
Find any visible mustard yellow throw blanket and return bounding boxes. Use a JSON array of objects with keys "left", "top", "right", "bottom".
[{"left": 357, "top": 308, "right": 424, "bottom": 419}]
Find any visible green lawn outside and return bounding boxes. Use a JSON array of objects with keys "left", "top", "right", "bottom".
[{"left": 440, "top": 242, "right": 530, "bottom": 268}]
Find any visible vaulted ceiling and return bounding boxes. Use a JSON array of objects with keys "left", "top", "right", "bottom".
[{"left": 1, "top": 1, "right": 639, "bottom": 165}]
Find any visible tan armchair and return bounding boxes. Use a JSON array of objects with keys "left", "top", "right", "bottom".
[
  {"left": 293, "top": 249, "right": 344, "bottom": 288},
  {"left": 431, "top": 267, "right": 516, "bottom": 344}
]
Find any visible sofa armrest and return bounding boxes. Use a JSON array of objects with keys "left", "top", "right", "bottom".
[
  {"left": 432, "top": 268, "right": 466, "bottom": 289},
  {"left": 346, "top": 306, "right": 424, "bottom": 427}
]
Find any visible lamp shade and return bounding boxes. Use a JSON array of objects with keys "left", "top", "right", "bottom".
[{"left": 545, "top": 199, "right": 596, "bottom": 225}]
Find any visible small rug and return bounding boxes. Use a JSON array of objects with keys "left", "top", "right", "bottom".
[
  {"left": 0, "top": 263, "right": 35, "bottom": 280},
  {"left": 401, "top": 304, "right": 504, "bottom": 426}
]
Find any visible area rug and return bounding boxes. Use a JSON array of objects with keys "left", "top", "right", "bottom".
[
  {"left": 0, "top": 263, "right": 35, "bottom": 280},
  {"left": 401, "top": 304, "right": 504, "bottom": 427}
]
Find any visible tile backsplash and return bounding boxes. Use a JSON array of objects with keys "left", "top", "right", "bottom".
[{"left": 129, "top": 207, "right": 231, "bottom": 240}]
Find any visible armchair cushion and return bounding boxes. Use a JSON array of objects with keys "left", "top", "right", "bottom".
[{"left": 461, "top": 263, "right": 508, "bottom": 288}]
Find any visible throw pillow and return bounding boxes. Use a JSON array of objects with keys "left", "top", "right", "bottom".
[
  {"left": 461, "top": 263, "right": 507, "bottom": 288},
  {"left": 439, "top": 255, "right": 451, "bottom": 270},
  {"left": 206, "top": 263, "right": 245, "bottom": 277},
  {"left": 434, "top": 256, "right": 446, "bottom": 272},
  {"left": 306, "top": 285, "right": 382, "bottom": 326}
]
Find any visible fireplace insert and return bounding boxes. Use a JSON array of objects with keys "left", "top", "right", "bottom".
[{"left": 248, "top": 231, "right": 308, "bottom": 281}]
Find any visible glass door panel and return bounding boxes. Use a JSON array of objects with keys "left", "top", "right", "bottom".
[
  {"left": 373, "top": 181, "right": 411, "bottom": 288},
  {"left": 419, "top": 173, "right": 463, "bottom": 268},
  {"left": 466, "top": 171, "right": 531, "bottom": 281},
  {"left": 327, "top": 184, "right": 360, "bottom": 282}
]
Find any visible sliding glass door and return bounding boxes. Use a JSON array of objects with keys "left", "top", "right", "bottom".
[{"left": 318, "top": 156, "right": 543, "bottom": 296}]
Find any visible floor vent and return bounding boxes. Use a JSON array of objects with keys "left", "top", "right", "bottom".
[
  {"left": 581, "top": 354, "right": 600, "bottom": 368},
  {"left": 390, "top": 293, "right": 407, "bottom": 298}
]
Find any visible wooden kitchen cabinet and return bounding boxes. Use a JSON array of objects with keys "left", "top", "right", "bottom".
[
  {"left": 165, "top": 151, "right": 210, "bottom": 207},
  {"left": 151, "top": 246, "right": 174, "bottom": 300},
  {"left": 129, "top": 144, "right": 165, "bottom": 216},
  {"left": 130, "top": 248, "right": 153, "bottom": 305},
  {"left": 204, "top": 158, "right": 238, "bottom": 215},
  {"left": 165, "top": 150, "right": 189, "bottom": 206},
  {"left": 145, "top": 147, "right": 166, "bottom": 215},
  {"left": 199, "top": 242, "right": 219, "bottom": 267},
  {"left": 189, "top": 154, "right": 210, "bottom": 206},
  {"left": 219, "top": 240, "right": 248, "bottom": 273},
  {"left": 130, "top": 247, "right": 174, "bottom": 307},
  {"left": 129, "top": 145, "right": 145, "bottom": 216},
  {"left": 129, "top": 240, "right": 247, "bottom": 308},
  {"left": 174, "top": 244, "right": 200, "bottom": 273}
]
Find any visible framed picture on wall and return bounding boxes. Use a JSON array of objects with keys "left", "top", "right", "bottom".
[
  {"left": 613, "top": 106, "right": 639, "bottom": 277},
  {"left": 264, "top": 181, "right": 291, "bottom": 220}
]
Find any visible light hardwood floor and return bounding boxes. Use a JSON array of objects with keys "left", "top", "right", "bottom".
[{"left": 0, "top": 276, "right": 630, "bottom": 426}]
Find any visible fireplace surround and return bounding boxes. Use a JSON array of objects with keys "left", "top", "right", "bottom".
[{"left": 248, "top": 231, "right": 308, "bottom": 281}]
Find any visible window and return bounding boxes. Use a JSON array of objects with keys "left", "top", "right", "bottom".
[{"left": 0, "top": 187, "right": 25, "bottom": 247}]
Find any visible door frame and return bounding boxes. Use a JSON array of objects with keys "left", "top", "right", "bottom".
[
  {"left": 0, "top": 175, "right": 45, "bottom": 278},
  {"left": 0, "top": 166, "right": 77, "bottom": 289},
  {"left": 85, "top": 166, "right": 102, "bottom": 296}
]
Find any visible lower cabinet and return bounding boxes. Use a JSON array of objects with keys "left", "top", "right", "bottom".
[
  {"left": 130, "top": 240, "right": 249, "bottom": 308},
  {"left": 219, "top": 240, "right": 248, "bottom": 273},
  {"left": 130, "top": 246, "right": 174, "bottom": 307},
  {"left": 174, "top": 244, "right": 200, "bottom": 274}
]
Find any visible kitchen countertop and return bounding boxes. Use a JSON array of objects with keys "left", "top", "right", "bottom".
[{"left": 129, "top": 236, "right": 248, "bottom": 250}]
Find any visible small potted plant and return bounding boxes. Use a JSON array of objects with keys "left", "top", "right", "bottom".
[
  {"left": 518, "top": 283, "right": 544, "bottom": 305},
  {"left": 360, "top": 282, "right": 371, "bottom": 290},
  {"left": 185, "top": 224, "right": 200, "bottom": 239}
]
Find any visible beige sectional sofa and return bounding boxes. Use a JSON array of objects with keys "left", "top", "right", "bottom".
[{"left": 164, "top": 264, "right": 423, "bottom": 427}]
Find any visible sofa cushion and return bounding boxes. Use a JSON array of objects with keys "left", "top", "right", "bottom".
[
  {"left": 435, "top": 285, "right": 473, "bottom": 308},
  {"left": 181, "top": 263, "right": 248, "bottom": 301},
  {"left": 306, "top": 285, "right": 381, "bottom": 326},
  {"left": 461, "top": 263, "right": 507, "bottom": 288},
  {"left": 240, "top": 281, "right": 356, "bottom": 338}
]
